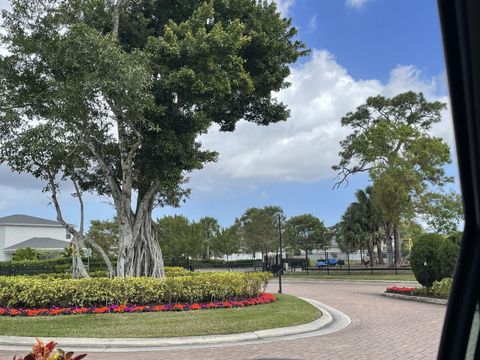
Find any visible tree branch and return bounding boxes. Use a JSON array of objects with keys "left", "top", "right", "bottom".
[
  {"left": 333, "top": 164, "right": 375, "bottom": 189},
  {"left": 72, "top": 177, "right": 84, "bottom": 235},
  {"left": 86, "top": 139, "right": 126, "bottom": 217},
  {"left": 47, "top": 169, "right": 78, "bottom": 237},
  {"left": 108, "top": 100, "right": 143, "bottom": 213},
  {"left": 84, "top": 236, "right": 116, "bottom": 277}
]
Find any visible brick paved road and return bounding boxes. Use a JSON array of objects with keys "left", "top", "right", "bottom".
[{"left": 1, "top": 281, "right": 446, "bottom": 360}]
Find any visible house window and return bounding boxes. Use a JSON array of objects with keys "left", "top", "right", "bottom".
[{"left": 66, "top": 233, "right": 71, "bottom": 240}]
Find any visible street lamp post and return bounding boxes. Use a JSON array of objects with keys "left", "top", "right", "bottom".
[{"left": 278, "top": 214, "right": 283, "bottom": 294}]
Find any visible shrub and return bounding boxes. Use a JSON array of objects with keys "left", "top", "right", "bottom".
[
  {"left": 0, "top": 257, "right": 114, "bottom": 276},
  {"left": 410, "top": 233, "right": 445, "bottom": 287},
  {"left": 12, "top": 248, "right": 40, "bottom": 261},
  {"left": 438, "top": 238, "right": 460, "bottom": 279},
  {"left": 0, "top": 272, "right": 271, "bottom": 308},
  {"left": 446, "top": 231, "right": 463, "bottom": 246},
  {"left": 164, "top": 266, "right": 191, "bottom": 276},
  {"left": 6, "top": 267, "right": 189, "bottom": 279},
  {"left": 189, "top": 259, "right": 262, "bottom": 269},
  {"left": 430, "top": 277, "right": 452, "bottom": 299}
]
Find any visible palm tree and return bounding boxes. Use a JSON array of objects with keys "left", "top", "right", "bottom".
[
  {"left": 338, "top": 186, "right": 384, "bottom": 265},
  {"left": 353, "top": 187, "right": 384, "bottom": 264}
]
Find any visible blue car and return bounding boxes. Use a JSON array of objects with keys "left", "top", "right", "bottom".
[
  {"left": 316, "top": 258, "right": 337, "bottom": 268},
  {"left": 316, "top": 260, "right": 327, "bottom": 268}
]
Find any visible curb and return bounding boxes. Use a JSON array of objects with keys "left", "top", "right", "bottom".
[
  {"left": 382, "top": 292, "right": 448, "bottom": 305},
  {"left": 0, "top": 298, "right": 351, "bottom": 352}
]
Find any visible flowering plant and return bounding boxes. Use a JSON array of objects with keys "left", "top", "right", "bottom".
[
  {"left": 385, "top": 286, "right": 417, "bottom": 295},
  {"left": 13, "top": 338, "right": 86, "bottom": 360},
  {"left": 0, "top": 293, "right": 276, "bottom": 317}
]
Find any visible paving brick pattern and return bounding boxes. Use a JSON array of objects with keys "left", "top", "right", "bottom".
[{"left": 0, "top": 280, "right": 446, "bottom": 360}]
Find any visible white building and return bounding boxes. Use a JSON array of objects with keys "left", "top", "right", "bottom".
[{"left": 0, "top": 214, "right": 71, "bottom": 261}]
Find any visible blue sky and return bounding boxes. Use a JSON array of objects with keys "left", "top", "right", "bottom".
[{"left": 0, "top": 0, "right": 459, "bottom": 228}]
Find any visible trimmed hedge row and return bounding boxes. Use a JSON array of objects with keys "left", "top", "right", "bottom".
[
  {"left": 0, "top": 257, "right": 113, "bottom": 276},
  {"left": 0, "top": 272, "right": 271, "bottom": 308},
  {"left": 166, "top": 259, "right": 263, "bottom": 269},
  {"left": 0, "top": 257, "right": 264, "bottom": 275},
  {"left": 192, "top": 259, "right": 262, "bottom": 268},
  {"left": 29, "top": 267, "right": 189, "bottom": 279}
]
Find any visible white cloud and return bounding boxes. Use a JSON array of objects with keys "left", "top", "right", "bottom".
[
  {"left": 0, "top": 49, "right": 453, "bottom": 193},
  {"left": 308, "top": 14, "right": 318, "bottom": 32},
  {"left": 346, "top": 0, "right": 372, "bottom": 9},
  {"left": 192, "top": 50, "right": 453, "bottom": 188},
  {"left": 273, "top": 0, "right": 295, "bottom": 17}
]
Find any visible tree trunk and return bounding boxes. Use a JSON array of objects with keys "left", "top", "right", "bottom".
[
  {"left": 117, "top": 213, "right": 165, "bottom": 278},
  {"left": 384, "top": 223, "right": 394, "bottom": 267},
  {"left": 366, "top": 241, "right": 374, "bottom": 266},
  {"left": 393, "top": 225, "right": 401, "bottom": 266},
  {"left": 71, "top": 237, "right": 89, "bottom": 279},
  {"left": 376, "top": 240, "right": 384, "bottom": 265}
]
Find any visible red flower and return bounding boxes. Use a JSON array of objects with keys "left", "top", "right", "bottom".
[
  {"left": 73, "top": 307, "right": 88, "bottom": 314},
  {"left": 113, "top": 305, "right": 127, "bottom": 313},
  {"left": 49, "top": 308, "right": 64, "bottom": 316},
  {"left": 0, "top": 293, "right": 278, "bottom": 317},
  {"left": 207, "top": 302, "right": 218, "bottom": 309},
  {"left": 93, "top": 307, "right": 109, "bottom": 314},
  {"left": 386, "top": 286, "right": 416, "bottom": 294}
]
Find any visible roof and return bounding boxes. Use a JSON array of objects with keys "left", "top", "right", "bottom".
[
  {"left": 0, "top": 214, "right": 62, "bottom": 227},
  {"left": 3, "top": 237, "right": 71, "bottom": 252}
]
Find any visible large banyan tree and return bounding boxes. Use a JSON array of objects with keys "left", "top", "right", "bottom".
[{"left": 0, "top": 0, "right": 307, "bottom": 277}]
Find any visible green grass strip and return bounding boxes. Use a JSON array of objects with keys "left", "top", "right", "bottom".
[{"left": 0, "top": 294, "right": 321, "bottom": 338}]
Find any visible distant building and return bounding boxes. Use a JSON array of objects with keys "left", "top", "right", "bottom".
[{"left": 0, "top": 214, "right": 71, "bottom": 261}]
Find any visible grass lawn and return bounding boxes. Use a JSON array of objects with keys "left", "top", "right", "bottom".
[
  {"left": 0, "top": 294, "right": 320, "bottom": 338},
  {"left": 285, "top": 272, "right": 416, "bottom": 281}
]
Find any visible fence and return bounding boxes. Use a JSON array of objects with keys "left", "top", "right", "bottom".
[{"left": 273, "top": 249, "right": 413, "bottom": 276}]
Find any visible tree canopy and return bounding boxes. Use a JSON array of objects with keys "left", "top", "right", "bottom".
[
  {"left": 285, "top": 214, "right": 329, "bottom": 264},
  {"left": 0, "top": 0, "right": 307, "bottom": 277},
  {"left": 237, "top": 206, "right": 284, "bottom": 257},
  {"left": 333, "top": 91, "right": 459, "bottom": 263}
]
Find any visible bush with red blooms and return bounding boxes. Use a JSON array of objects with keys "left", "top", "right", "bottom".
[
  {"left": 0, "top": 293, "right": 277, "bottom": 318},
  {"left": 13, "top": 338, "right": 86, "bottom": 360},
  {"left": 385, "top": 286, "right": 417, "bottom": 295}
]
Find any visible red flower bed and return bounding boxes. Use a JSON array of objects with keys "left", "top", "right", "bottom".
[
  {"left": 0, "top": 293, "right": 277, "bottom": 318},
  {"left": 386, "top": 286, "right": 417, "bottom": 295}
]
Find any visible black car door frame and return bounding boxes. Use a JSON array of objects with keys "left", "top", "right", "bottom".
[{"left": 437, "top": 1, "right": 480, "bottom": 358}]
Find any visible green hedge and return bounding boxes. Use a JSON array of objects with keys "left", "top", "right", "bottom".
[
  {"left": 0, "top": 258, "right": 264, "bottom": 275},
  {"left": 0, "top": 257, "right": 114, "bottom": 276},
  {"left": 29, "top": 267, "right": 190, "bottom": 279},
  {"left": 189, "top": 259, "right": 262, "bottom": 269},
  {"left": 0, "top": 272, "right": 272, "bottom": 308}
]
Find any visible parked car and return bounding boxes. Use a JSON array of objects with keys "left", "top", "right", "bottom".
[{"left": 316, "top": 258, "right": 338, "bottom": 268}]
